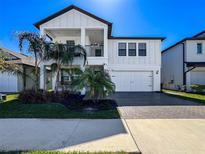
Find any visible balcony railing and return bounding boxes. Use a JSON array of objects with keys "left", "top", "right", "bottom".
[{"left": 85, "top": 45, "right": 104, "bottom": 57}]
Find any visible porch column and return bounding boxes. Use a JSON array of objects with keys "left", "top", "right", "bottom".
[
  {"left": 103, "top": 28, "right": 108, "bottom": 59},
  {"left": 81, "top": 28, "right": 85, "bottom": 47},
  {"left": 52, "top": 71, "right": 57, "bottom": 91},
  {"left": 40, "top": 64, "right": 45, "bottom": 89},
  {"left": 40, "top": 27, "right": 45, "bottom": 37},
  {"left": 186, "top": 72, "right": 191, "bottom": 91}
]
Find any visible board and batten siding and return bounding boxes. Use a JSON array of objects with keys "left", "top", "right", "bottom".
[
  {"left": 161, "top": 44, "right": 184, "bottom": 90},
  {"left": 40, "top": 9, "right": 107, "bottom": 30},
  {"left": 108, "top": 39, "right": 161, "bottom": 91},
  {"left": 185, "top": 40, "right": 205, "bottom": 62},
  {"left": 108, "top": 39, "right": 161, "bottom": 66}
]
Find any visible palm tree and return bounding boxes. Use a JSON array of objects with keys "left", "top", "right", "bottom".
[
  {"left": 71, "top": 68, "right": 115, "bottom": 103},
  {"left": 43, "top": 43, "right": 87, "bottom": 92},
  {"left": 17, "top": 32, "right": 46, "bottom": 91}
]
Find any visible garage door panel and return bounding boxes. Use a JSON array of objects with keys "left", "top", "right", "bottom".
[
  {"left": 191, "top": 71, "right": 205, "bottom": 85},
  {"left": 0, "top": 72, "right": 17, "bottom": 92},
  {"left": 111, "top": 71, "right": 153, "bottom": 92}
]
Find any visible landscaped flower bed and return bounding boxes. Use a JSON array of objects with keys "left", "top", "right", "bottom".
[{"left": 0, "top": 92, "right": 119, "bottom": 119}]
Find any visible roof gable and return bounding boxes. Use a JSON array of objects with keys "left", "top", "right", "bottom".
[{"left": 34, "top": 5, "right": 112, "bottom": 29}]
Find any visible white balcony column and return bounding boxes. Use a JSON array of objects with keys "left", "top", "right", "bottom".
[
  {"left": 40, "top": 27, "right": 46, "bottom": 38},
  {"left": 81, "top": 28, "right": 85, "bottom": 47},
  {"left": 40, "top": 64, "right": 45, "bottom": 90},
  {"left": 103, "top": 28, "right": 108, "bottom": 59},
  {"left": 52, "top": 71, "right": 57, "bottom": 91}
]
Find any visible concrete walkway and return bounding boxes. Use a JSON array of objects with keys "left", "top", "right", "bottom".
[
  {"left": 0, "top": 119, "right": 139, "bottom": 153},
  {"left": 126, "top": 119, "right": 205, "bottom": 154}
]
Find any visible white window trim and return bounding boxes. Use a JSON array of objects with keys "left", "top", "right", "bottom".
[
  {"left": 118, "top": 42, "right": 127, "bottom": 56},
  {"left": 138, "top": 42, "right": 147, "bottom": 57},
  {"left": 197, "top": 43, "right": 203, "bottom": 54},
  {"left": 117, "top": 41, "right": 148, "bottom": 57},
  {"left": 128, "top": 42, "right": 137, "bottom": 56}
]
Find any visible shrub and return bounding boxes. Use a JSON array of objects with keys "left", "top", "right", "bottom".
[
  {"left": 18, "top": 89, "right": 46, "bottom": 104},
  {"left": 18, "top": 90, "right": 84, "bottom": 104},
  {"left": 190, "top": 84, "right": 205, "bottom": 93}
]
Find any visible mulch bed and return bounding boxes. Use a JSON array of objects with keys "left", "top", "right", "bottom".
[{"left": 62, "top": 99, "right": 118, "bottom": 112}]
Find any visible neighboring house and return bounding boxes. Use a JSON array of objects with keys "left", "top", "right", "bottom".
[
  {"left": 162, "top": 30, "right": 205, "bottom": 90},
  {"left": 34, "top": 5, "right": 165, "bottom": 92},
  {"left": 0, "top": 47, "right": 36, "bottom": 93}
]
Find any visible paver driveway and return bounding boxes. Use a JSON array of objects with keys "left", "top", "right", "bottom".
[
  {"left": 111, "top": 92, "right": 205, "bottom": 119},
  {"left": 111, "top": 92, "right": 205, "bottom": 153}
]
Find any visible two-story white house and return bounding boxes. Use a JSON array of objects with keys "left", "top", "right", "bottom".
[
  {"left": 162, "top": 30, "right": 205, "bottom": 90},
  {"left": 34, "top": 5, "right": 165, "bottom": 92}
]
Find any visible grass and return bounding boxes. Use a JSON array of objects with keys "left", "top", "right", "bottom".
[
  {"left": 4, "top": 94, "right": 18, "bottom": 102},
  {"left": 162, "top": 89, "right": 205, "bottom": 103},
  {"left": 0, "top": 94, "right": 120, "bottom": 119},
  {"left": 0, "top": 151, "right": 127, "bottom": 154}
]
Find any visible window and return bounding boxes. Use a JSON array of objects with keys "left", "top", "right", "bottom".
[
  {"left": 138, "top": 43, "right": 147, "bottom": 56},
  {"left": 118, "top": 43, "right": 126, "bottom": 56},
  {"left": 61, "top": 69, "right": 71, "bottom": 85},
  {"left": 197, "top": 43, "right": 202, "bottom": 54},
  {"left": 66, "top": 40, "right": 75, "bottom": 47},
  {"left": 95, "top": 49, "right": 102, "bottom": 57},
  {"left": 128, "top": 43, "right": 136, "bottom": 56}
]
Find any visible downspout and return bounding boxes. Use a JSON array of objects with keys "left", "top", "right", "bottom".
[{"left": 182, "top": 43, "right": 186, "bottom": 85}]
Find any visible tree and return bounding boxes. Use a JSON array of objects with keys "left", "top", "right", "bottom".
[
  {"left": 0, "top": 51, "right": 20, "bottom": 73},
  {"left": 71, "top": 68, "right": 115, "bottom": 103},
  {"left": 43, "top": 43, "right": 87, "bottom": 92},
  {"left": 0, "top": 59, "right": 20, "bottom": 73},
  {"left": 17, "top": 32, "right": 46, "bottom": 91}
]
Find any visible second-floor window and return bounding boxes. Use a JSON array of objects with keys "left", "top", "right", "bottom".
[
  {"left": 197, "top": 43, "right": 203, "bottom": 54},
  {"left": 95, "top": 49, "right": 102, "bottom": 57},
  {"left": 128, "top": 43, "right": 136, "bottom": 56},
  {"left": 138, "top": 43, "right": 147, "bottom": 56},
  {"left": 118, "top": 43, "right": 126, "bottom": 56},
  {"left": 66, "top": 40, "right": 75, "bottom": 47}
]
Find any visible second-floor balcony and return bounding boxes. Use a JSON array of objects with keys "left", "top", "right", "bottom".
[
  {"left": 43, "top": 28, "right": 107, "bottom": 57},
  {"left": 85, "top": 44, "right": 104, "bottom": 57},
  {"left": 42, "top": 28, "right": 108, "bottom": 65}
]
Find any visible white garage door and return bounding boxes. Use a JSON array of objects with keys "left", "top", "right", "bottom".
[
  {"left": 191, "top": 71, "right": 205, "bottom": 85},
  {"left": 0, "top": 72, "right": 18, "bottom": 92},
  {"left": 111, "top": 71, "right": 153, "bottom": 92}
]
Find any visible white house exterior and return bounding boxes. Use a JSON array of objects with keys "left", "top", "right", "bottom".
[
  {"left": 34, "top": 5, "right": 164, "bottom": 92},
  {"left": 0, "top": 47, "right": 36, "bottom": 93},
  {"left": 162, "top": 30, "right": 205, "bottom": 90}
]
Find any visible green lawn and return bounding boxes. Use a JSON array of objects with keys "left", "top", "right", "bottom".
[
  {"left": 0, "top": 151, "right": 127, "bottom": 154},
  {"left": 5, "top": 94, "right": 18, "bottom": 102},
  {"left": 0, "top": 94, "right": 120, "bottom": 119},
  {"left": 162, "top": 89, "right": 205, "bottom": 103}
]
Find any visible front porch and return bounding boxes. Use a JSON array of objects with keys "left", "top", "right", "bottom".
[{"left": 40, "top": 64, "right": 105, "bottom": 91}]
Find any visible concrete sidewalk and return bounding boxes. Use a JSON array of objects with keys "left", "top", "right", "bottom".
[
  {"left": 126, "top": 119, "right": 205, "bottom": 154},
  {"left": 0, "top": 119, "right": 140, "bottom": 153}
]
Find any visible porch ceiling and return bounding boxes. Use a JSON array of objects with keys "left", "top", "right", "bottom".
[
  {"left": 185, "top": 62, "right": 205, "bottom": 67},
  {"left": 45, "top": 28, "right": 81, "bottom": 38},
  {"left": 86, "top": 29, "right": 104, "bottom": 44}
]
